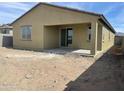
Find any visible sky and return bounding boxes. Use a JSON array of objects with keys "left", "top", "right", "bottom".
[{"left": 0, "top": 2, "right": 124, "bottom": 33}]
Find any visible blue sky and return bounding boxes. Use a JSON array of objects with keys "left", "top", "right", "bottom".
[{"left": 0, "top": 2, "right": 124, "bottom": 32}]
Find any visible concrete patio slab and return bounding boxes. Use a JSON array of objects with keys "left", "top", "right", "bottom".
[{"left": 43, "top": 48, "right": 91, "bottom": 56}]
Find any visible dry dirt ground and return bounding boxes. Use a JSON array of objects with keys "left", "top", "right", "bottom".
[{"left": 0, "top": 47, "right": 124, "bottom": 91}]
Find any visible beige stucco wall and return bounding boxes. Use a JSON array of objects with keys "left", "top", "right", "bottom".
[
  {"left": 44, "top": 26, "right": 59, "bottom": 49},
  {"left": 12, "top": 4, "right": 98, "bottom": 50},
  {"left": 101, "top": 25, "right": 115, "bottom": 51},
  {"left": 97, "top": 23, "right": 102, "bottom": 51},
  {"left": 72, "top": 24, "right": 91, "bottom": 49}
]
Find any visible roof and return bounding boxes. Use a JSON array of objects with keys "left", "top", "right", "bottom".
[
  {"left": 11, "top": 2, "right": 116, "bottom": 33},
  {"left": 116, "top": 32, "right": 124, "bottom": 37},
  {"left": 0, "top": 24, "right": 13, "bottom": 29}
]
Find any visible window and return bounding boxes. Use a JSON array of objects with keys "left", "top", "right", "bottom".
[
  {"left": 87, "top": 26, "right": 91, "bottom": 41},
  {"left": 67, "top": 28, "right": 73, "bottom": 44},
  {"left": 103, "top": 31, "right": 105, "bottom": 42},
  {"left": 89, "top": 34, "right": 91, "bottom": 41},
  {"left": 109, "top": 31, "right": 110, "bottom": 40},
  {"left": 21, "top": 25, "right": 32, "bottom": 40}
]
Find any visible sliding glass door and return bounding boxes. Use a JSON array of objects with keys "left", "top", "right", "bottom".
[
  {"left": 61, "top": 28, "right": 67, "bottom": 47},
  {"left": 60, "top": 28, "right": 73, "bottom": 47}
]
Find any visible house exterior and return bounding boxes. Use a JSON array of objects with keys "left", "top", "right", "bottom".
[
  {"left": 0, "top": 24, "right": 13, "bottom": 47},
  {"left": 0, "top": 24, "right": 13, "bottom": 35},
  {"left": 122, "top": 37, "right": 124, "bottom": 52},
  {"left": 11, "top": 3, "right": 115, "bottom": 56},
  {"left": 115, "top": 33, "right": 124, "bottom": 48}
]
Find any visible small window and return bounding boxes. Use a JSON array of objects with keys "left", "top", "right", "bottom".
[
  {"left": 87, "top": 27, "right": 91, "bottom": 41},
  {"left": 89, "top": 34, "right": 91, "bottom": 41},
  {"left": 109, "top": 31, "right": 111, "bottom": 40},
  {"left": 21, "top": 25, "right": 32, "bottom": 40},
  {"left": 103, "top": 31, "right": 105, "bottom": 41}
]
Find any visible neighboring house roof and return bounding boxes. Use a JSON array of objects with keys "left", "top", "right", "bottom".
[
  {"left": 11, "top": 2, "right": 116, "bottom": 33},
  {"left": 0, "top": 24, "right": 13, "bottom": 29},
  {"left": 116, "top": 32, "right": 124, "bottom": 37}
]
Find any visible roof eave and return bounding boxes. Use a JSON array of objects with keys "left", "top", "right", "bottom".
[
  {"left": 99, "top": 15, "right": 116, "bottom": 33},
  {"left": 10, "top": 2, "right": 116, "bottom": 34}
]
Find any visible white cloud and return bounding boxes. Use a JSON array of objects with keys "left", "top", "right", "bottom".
[
  {"left": 109, "top": 9, "right": 124, "bottom": 32},
  {"left": 0, "top": 11, "right": 19, "bottom": 18},
  {"left": 104, "top": 5, "right": 124, "bottom": 32},
  {"left": 51, "top": 2, "right": 88, "bottom": 10},
  {"left": 0, "top": 2, "right": 33, "bottom": 11},
  {"left": 101, "top": 4, "right": 121, "bottom": 15},
  {"left": 115, "top": 27, "right": 124, "bottom": 33},
  {"left": 113, "top": 23, "right": 124, "bottom": 32},
  {"left": 0, "top": 2, "right": 37, "bottom": 24},
  {"left": 115, "top": 10, "right": 124, "bottom": 23},
  {"left": 63, "top": 3, "right": 85, "bottom": 10},
  {"left": 102, "top": 6, "right": 115, "bottom": 15},
  {"left": 0, "top": 11, "right": 22, "bottom": 24}
]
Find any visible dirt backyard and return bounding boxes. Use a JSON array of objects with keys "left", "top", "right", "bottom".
[{"left": 0, "top": 47, "right": 124, "bottom": 91}]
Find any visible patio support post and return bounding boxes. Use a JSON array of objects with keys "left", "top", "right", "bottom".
[{"left": 91, "top": 21, "right": 98, "bottom": 55}]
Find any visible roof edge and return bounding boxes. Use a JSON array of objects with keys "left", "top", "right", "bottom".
[
  {"left": 10, "top": 2, "right": 116, "bottom": 33},
  {"left": 40, "top": 2, "right": 102, "bottom": 16},
  {"left": 100, "top": 14, "right": 116, "bottom": 33},
  {"left": 11, "top": 2, "right": 102, "bottom": 25},
  {"left": 11, "top": 3, "right": 41, "bottom": 25}
]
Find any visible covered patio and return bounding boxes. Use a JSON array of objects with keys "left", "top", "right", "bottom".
[{"left": 43, "top": 22, "right": 103, "bottom": 56}]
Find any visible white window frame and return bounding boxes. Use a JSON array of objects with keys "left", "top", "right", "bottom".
[{"left": 21, "top": 25, "right": 32, "bottom": 40}]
